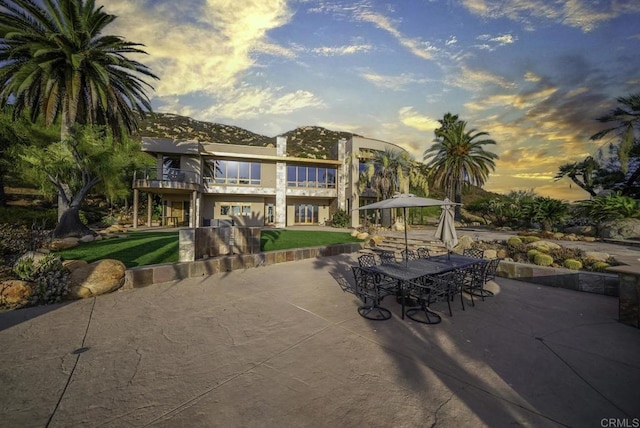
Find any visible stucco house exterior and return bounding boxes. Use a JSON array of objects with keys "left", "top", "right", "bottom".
[{"left": 131, "top": 135, "right": 409, "bottom": 229}]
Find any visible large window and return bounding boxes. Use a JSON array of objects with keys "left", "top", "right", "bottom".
[
  {"left": 294, "top": 204, "right": 318, "bottom": 224},
  {"left": 220, "top": 203, "right": 251, "bottom": 216},
  {"left": 162, "top": 155, "right": 181, "bottom": 180},
  {"left": 287, "top": 165, "right": 336, "bottom": 188},
  {"left": 205, "top": 159, "right": 261, "bottom": 185}
]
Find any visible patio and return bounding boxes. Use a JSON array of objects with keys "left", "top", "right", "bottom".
[{"left": 1, "top": 253, "right": 638, "bottom": 427}]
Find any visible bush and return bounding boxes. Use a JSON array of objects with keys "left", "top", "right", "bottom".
[
  {"left": 533, "top": 253, "right": 554, "bottom": 266},
  {"left": 507, "top": 237, "right": 522, "bottom": 246},
  {"left": 13, "top": 254, "right": 70, "bottom": 305},
  {"left": 548, "top": 246, "right": 585, "bottom": 262},
  {"left": 331, "top": 209, "right": 350, "bottom": 228},
  {"left": 0, "top": 223, "right": 51, "bottom": 264},
  {"left": 527, "top": 249, "right": 540, "bottom": 262},
  {"left": 0, "top": 206, "right": 57, "bottom": 228},
  {"left": 564, "top": 259, "right": 583, "bottom": 270}
]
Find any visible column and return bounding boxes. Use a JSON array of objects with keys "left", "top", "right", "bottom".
[
  {"left": 275, "top": 136, "right": 287, "bottom": 228},
  {"left": 133, "top": 189, "right": 139, "bottom": 229}
]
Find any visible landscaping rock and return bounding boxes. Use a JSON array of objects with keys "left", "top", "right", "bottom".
[
  {"left": 453, "top": 235, "right": 474, "bottom": 252},
  {"left": 13, "top": 251, "right": 48, "bottom": 270},
  {"left": 356, "top": 232, "right": 369, "bottom": 240},
  {"left": 67, "top": 259, "right": 126, "bottom": 299},
  {"left": 598, "top": 218, "right": 640, "bottom": 240},
  {"left": 527, "top": 240, "right": 561, "bottom": 251},
  {"left": 368, "top": 235, "right": 385, "bottom": 247},
  {"left": 565, "top": 225, "right": 597, "bottom": 237},
  {"left": 1, "top": 279, "right": 34, "bottom": 307},
  {"left": 79, "top": 234, "right": 95, "bottom": 243},
  {"left": 62, "top": 259, "right": 88, "bottom": 273},
  {"left": 50, "top": 237, "right": 79, "bottom": 250},
  {"left": 391, "top": 219, "right": 405, "bottom": 231},
  {"left": 585, "top": 252, "right": 610, "bottom": 262},
  {"left": 484, "top": 249, "right": 498, "bottom": 259}
]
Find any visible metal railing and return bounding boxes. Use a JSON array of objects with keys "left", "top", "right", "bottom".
[{"left": 134, "top": 167, "right": 201, "bottom": 184}]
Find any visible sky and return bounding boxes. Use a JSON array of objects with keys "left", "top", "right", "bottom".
[{"left": 100, "top": 0, "right": 640, "bottom": 202}]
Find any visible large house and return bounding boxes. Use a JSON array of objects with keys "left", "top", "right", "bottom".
[{"left": 131, "top": 135, "right": 409, "bottom": 229}]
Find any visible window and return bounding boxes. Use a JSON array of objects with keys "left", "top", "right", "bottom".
[
  {"left": 205, "top": 159, "right": 261, "bottom": 185},
  {"left": 220, "top": 203, "right": 252, "bottom": 216},
  {"left": 287, "top": 166, "right": 336, "bottom": 189},
  {"left": 162, "top": 155, "right": 180, "bottom": 180}
]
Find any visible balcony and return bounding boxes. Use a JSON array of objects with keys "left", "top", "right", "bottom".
[{"left": 133, "top": 167, "right": 201, "bottom": 193}]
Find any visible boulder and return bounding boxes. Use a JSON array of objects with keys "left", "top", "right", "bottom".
[
  {"left": 565, "top": 225, "right": 597, "bottom": 237},
  {"left": 391, "top": 219, "right": 405, "bottom": 232},
  {"left": 526, "top": 240, "right": 561, "bottom": 251},
  {"left": 50, "top": 237, "right": 79, "bottom": 250},
  {"left": 63, "top": 259, "right": 88, "bottom": 273},
  {"left": 483, "top": 249, "right": 498, "bottom": 259},
  {"left": 599, "top": 218, "right": 640, "bottom": 240},
  {"left": 585, "top": 252, "right": 610, "bottom": 262},
  {"left": 13, "top": 251, "right": 48, "bottom": 270},
  {"left": 368, "top": 235, "right": 386, "bottom": 247},
  {"left": 356, "top": 232, "right": 369, "bottom": 240},
  {"left": 1, "top": 280, "right": 34, "bottom": 307},
  {"left": 67, "top": 259, "right": 126, "bottom": 299},
  {"left": 453, "top": 235, "right": 474, "bottom": 252},
  {"left": 79, "top": 234, "right": 95, "bottom": 243}
]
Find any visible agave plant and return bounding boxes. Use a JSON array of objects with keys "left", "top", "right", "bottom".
[
  {"left": 522, "top": 197, "right": 570, "bottom": 232},
  {"left": 574, "top": 193, "right": 640, "bottom": 222}
]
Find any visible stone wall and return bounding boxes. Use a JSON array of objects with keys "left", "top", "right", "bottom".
[
  {"left": 179, "top": 227, "right": 262, "bottom": 262},
  {"left": 496, "top": 260, "right": 619, "bottom": 296},
  {"left": 124, "top": 242, "right": 364, "bottom": 289}
]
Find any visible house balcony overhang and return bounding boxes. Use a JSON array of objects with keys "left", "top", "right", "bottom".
[{"left": 133, "top": 179, "right": 200, "bottom": 194}]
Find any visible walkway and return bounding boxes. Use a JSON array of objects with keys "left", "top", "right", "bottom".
[{"left": 1, "top": 253, "right": 638, "bottom": 427}]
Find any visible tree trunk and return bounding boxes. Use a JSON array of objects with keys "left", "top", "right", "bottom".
[{"left": 53, "top": 206, "right": 93, "bottom": 238}]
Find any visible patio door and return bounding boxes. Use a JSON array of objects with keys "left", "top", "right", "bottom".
[{"left": 294, "top": 204, "right": 318, "bottom": 224}]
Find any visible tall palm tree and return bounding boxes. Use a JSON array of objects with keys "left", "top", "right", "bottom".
[
  {"left": 0, "top": 0, "right": 157, "bottom": 139},
  {"left": 424, "top": 119, "right": 498, "bottom": 219},
  {"left": 0, "top": 0, "right": 158, "bottom": 237},
  {"left": 590, "top": 92, "right": 640, "bottom": 195}
]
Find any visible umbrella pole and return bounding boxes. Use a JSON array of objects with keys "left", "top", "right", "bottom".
[{"left": 404, "top": 207, "right": 409, "bottom": 267}]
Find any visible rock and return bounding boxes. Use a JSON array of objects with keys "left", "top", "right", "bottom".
[
  {"left": 13, "top": 251, "right": 48, "bottom": 270},
  {"left": 564, "top": 234, "right": 579, "bottom": 241},
  {"left": 67, "top": 259, "right": 126, "bottom": 299},
  {"left": 585, "top": 252, "right": 610, "bottom": 262},
  {"left": 50, "top": 237, "right": 79, "bottom": 250},
  {"left": 526, "top": 240, "right": 561, "bottom": 251},
  {"left": 100, "top": 224, "right": 127, "bottom": 235},
  {"left": 453, "top": 235, "right": 474, "bottom": 252},
  {"left": 599, "top": 218, "right": 640, "bottom": 240},
  {"left": 79, "top": 234, "right": 95, "bottom": 243},
  {"left": 391, "top": 219, "right": 405, "bottom": 231},
  {"left": 497, "top": 249, "right": 509, "bottom": 259},
  {"left": 356, "top": 232, "right": 369, "bottom": 240},
  {"left": 565, "top": 225, "right": 597, "bottom": 237},
  {"left": 484, "top": 249, "right": 498, "bottom": 259},
  {"left": 368, "top": 235, "right": 385, "bottom": 247},
  {"left": 1, "top": 280, "right": 34, "bottom": 307},
  {"left": 350, "top": 230, "right": 359, "bottom": 237},
  {"left": 582, "top": 236, "right": 597, "bottom": 242},
  {"left": 63, "top": 259, "right": 88, "bottom": 273}
]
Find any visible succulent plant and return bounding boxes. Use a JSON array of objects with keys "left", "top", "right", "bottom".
[
  {"left": 563, "top": 259, "right": 583, "bottom": 270},
  {"left": 533, "top": 253, "right": 554, "bottom": 266}
]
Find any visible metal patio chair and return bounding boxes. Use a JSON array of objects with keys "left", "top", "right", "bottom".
[{"left": 351, "top": 266, "right": 393, "bottom": 321}]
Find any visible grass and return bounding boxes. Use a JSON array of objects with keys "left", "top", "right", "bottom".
[{"left": 53, "top": 229, "right": 363, "bottom": 268}]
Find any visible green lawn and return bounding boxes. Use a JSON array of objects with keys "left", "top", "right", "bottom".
[{"left": 54, "top": 229, "right": 362, "bottom": 268}]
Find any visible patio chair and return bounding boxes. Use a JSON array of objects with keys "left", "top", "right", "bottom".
[
  {"left": 416, "top": 247, "right": 431, "bottom": 259},
  {"left": 405, "top": 272, "right": 456, "bottom": 323},
  {"left": 358, "top": 253, "right": 378, "bottom": 267},
  {"left": 351, "top": 266, "right": 393, "bottom": 320},
  {"left": 401, "top": 249, "right": 418, "bottom": 261},
  {"left": 463, "top": 248, "right": 484, "bottom": 259},
  {"left": 379, "top": 250, "right": 397, "bottom": 265},
  {"left": 466, "top": 258, "right": 500, "bottom": 300}
]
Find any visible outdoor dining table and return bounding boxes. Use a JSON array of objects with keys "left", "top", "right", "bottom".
[{"left": 362, "top": 254, "right": 484, "bottom": 321}]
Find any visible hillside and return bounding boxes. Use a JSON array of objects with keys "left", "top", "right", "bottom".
[{"left": 138, "top": 113, "right": 358, "bottom": 159}]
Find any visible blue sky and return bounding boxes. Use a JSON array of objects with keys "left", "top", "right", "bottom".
[{"left": 101, "top": 0, "right": 640, "bottom": 201}]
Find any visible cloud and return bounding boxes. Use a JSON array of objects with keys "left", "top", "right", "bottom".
[
  {"left": 360, "top": 72, "right": 431, "bottom": 90},
  {"left": 398, "top": 107, "right": 440, "bottom": 132},
  {"left": 460, "top": 0, "right": 640, "bottom": 32},
  {"left": 355, "top": 11, "right": 438, "bottom": 60},
  {"left": 448, "top": 66, "right": 517, "bottom": 91},
  {"left": 311, "top": 44, "right": 373, "bottom": 56},
  {"left": 102, "top": 0, "right": 293, "bottom": 97},
  {"left": 475, "top": 33, "right": 518, "bottom": 50}
]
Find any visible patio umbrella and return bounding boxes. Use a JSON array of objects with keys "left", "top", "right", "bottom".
[
  {"left": 435, "top": 198, "right": 458, "bottom": 259},
  {"left": 356, "top": 193, "right": 460, "bottom": 265}
]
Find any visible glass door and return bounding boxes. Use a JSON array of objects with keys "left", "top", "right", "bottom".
[{"left": 295, "top": 204, "right": 318, "bottom": 224}]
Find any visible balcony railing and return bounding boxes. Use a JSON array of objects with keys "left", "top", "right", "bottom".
[{"left": 134, "top": 167, "right": 201, "bottom": 185}]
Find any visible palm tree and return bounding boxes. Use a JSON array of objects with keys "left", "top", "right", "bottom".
[
  {"left": 0, "top": 0, "right": 158, "bottom": 236},
  {"left": 553, "top": 156, "right": 599, "bottom": 197},
  {"left": 424, "top": 118, "right": 498, "bottom": 219},
  {"left": 359, "top": 148, "right": 428, "bottom": 226},
  {"left": 590, "top": 92, "right": 640, "bottom": 195}
]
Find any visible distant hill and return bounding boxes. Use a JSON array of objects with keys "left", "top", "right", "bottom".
[{"left": 137, "top": 113, "right": 359, "bottom": 159}]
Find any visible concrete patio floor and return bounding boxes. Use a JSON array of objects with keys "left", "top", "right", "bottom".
[{"left": 1, "top": 253, "right": 639, "bottom": 427}]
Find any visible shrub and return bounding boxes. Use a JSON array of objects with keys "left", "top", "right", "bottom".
[
  {"left": 527, "top": 249, "right": 540, "bottom": 262},
  {"left": 0, "top": 206, "right": 57, "bottom": 228},
  {"left": 574, "top": 193, "right": 640, "bottom": 223},
  {"left": 331, "top": 209, "right": 350, "bottom": 228},
  {"left": 564, "top": 259, "right": 583, "bottom": 270},
  {"left": 0, "top": 223, "right": 51, "bottom": 264},
  {"left": 13, "top": 254, "right": 70, "bottom": 305},
  {"left": 507, "top": 237, "right": 522, "bottom": 246},
  {"left": 548, "top": 246, "right": 585, "bottom": 262},
  {"left": 533, "top": 253, "right": 554, "bottom": 266},
  {"left": 591, "top": 262, "right": 611, "bottom": 272}
]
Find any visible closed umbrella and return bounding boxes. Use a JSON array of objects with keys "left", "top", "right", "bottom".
[
  {"left": 356, "top": 193, "right": 460, "bottom": 265},
  {"left": 435, "top": 198, "right": 458, "bottom": 259}
]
